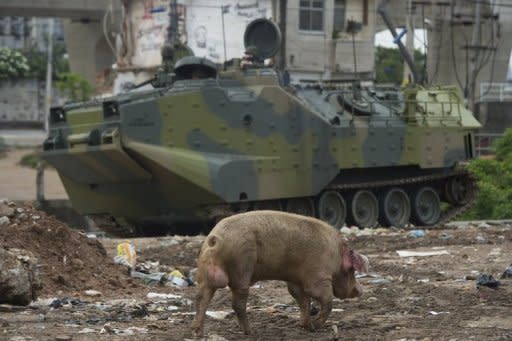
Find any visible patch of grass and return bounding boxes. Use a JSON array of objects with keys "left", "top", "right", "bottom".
[
  {"left": 19, "top": 151, "right": 48, "bottom": 169},
  {"left": 0, "top": 137, "right": 7, "bottom": 159}
]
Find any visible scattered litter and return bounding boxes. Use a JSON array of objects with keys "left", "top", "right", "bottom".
[
  {"left": 78, "top": 328, "right": 95, "bottom": 334},
  {"left": 167, "top": 270, "right": 189, "bottom": 288},
  {"left": 429, "top": 311, "right": 450, "bottom": 315},
  {"left": 417, "top": 278, "right": 430, "bottom": 283},
  {"left": 369, "top": 278, "right": 391, "bottom": 285},
  {"left": 135, "top": 261, "right": 160, "bottom": 274},
  {"left": 476, "top": 274, "right": 500, "bottom": 289},
  {"left": 197, "top": 335, "right": 228, "bottom": 341},
  {"left": 439, "top": 233, "right": 453, "bottom": 240},
  {"left": 100, "top": 323, "right": 148, "bottom": 336},
  {"left": 206, "top": 310, "right": 232, "bottom": 320},
  {"left": 167, "top": 305, "right": 179, "bottom": 311},
  {"left": 408, "top": 229, "right": 425, "bottom": 238},
  {"left": 146, "top": 292, "right": 181, "bottom": 300},
  {"left": 49, "top": 297, "right": 86, "bottom": 309},
  {"left": 396, "top": 250, "right": 449, "bottom": 257},
  {"left": 131, "top": 271, "right": 167, "bottom": 286},
  {"left": 356, "top": 272, "right": 381, "bottom": 279},
  {"left": 114, "top": 242, "right": 136, "bottom": 269},
  {"left": 501, "top": 264, "right": 512, "bottom": 279},
  {"left": 84, "top": 290, "right": 102, "bottom": 297},
  {"left": 475, "top": 235, "right": 486, "bottom": 243},
  {"left": 477, "top": 222, "right": 491, "bottom": 229}
]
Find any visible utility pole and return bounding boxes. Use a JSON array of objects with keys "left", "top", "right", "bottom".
[
  {"left": 467, "top": 1, "right": 481, "bottom": 111},
  {"left": 44, "top": 18, "right": 54, "bottom": 134},
  {"left": 221, "top": 5, "right": 229, "bottom": 62},
  {"left": 403, "top": 0, "right": 415, "bottom": 86}
]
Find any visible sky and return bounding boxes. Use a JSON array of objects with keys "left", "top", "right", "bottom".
[
  {"left": 374, "top": 29, "right": 427, "bottom": 53},
  {"left": 376, "top": 28, "right": 512, "bottom": 82}
]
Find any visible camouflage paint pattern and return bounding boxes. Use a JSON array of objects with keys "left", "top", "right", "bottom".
[{"left": 42, "top": 70, "right": 480, "bottom": 225}]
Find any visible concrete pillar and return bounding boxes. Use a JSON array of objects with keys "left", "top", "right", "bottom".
[{"left": 63, "top": 19, "right": 114, "bottom": 86}]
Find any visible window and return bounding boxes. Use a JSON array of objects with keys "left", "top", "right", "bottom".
[
  {"left": 333, "top": 0, "right": 346, "bottom": 32},
  {"left": 299, "top": 0, "right": 324, "bottom": 31}
]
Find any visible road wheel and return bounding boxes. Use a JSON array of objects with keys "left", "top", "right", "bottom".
[
  {"left": 316, "top": 190, "right": 346, "bottom": 229},
  {"left": 347, "top": 190, "right": 378, "bottom": 228},
  {"left": 444, "top": 176, "right": 470, "bottom": 205},
  {"left": 379, "top": 188, "right": 411, "bottom": 228},
  {"left": 285, "top": 198, "right": 316, "bottom": 217},
  {"left": 410, "top": 186, "right": 441, "bottom": 226},
  {"left": 253, "top": 200, "right": 282, "bottom": 211}
]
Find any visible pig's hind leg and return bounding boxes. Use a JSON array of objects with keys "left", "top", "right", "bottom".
[
  {"left": 191, "top": 284, "right": 217, "bottom": 337},
  {"left": 231, "top": 287, "right": 251, "bottom": 334},
  {"left": 287, "top": 282, "right": 312, "bottom": 330},
  {"left": 192, "top": 263, "right": 227, "bottom": 337}
]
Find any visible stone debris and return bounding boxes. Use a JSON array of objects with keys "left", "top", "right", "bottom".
[
  {"left": 0, "top": 202, "right": 15, "bottom": 218},
  {"left": 0, "top": 216, "right": 9, "bottom": 226},
  {"left": 0, "top": 247, "right": 41, "bottom": 305}
]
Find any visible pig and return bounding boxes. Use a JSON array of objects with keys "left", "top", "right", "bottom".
[{"left": 191, "top": 210, "right": 369, "bottom": 337}]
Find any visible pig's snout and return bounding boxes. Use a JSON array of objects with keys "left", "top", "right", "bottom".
[{"left": 353, "top": 281, "right": 364, "bottom": 297}]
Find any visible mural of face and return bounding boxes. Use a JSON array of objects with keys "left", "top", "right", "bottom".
[{"left": 194, "top": 25, "right": 207, "bottom": 49}]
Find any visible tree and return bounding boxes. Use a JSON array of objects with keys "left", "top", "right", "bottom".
[
  {"left": 55, "top": 72, "right": 93, "bottom": 102},
  {"left": 0, "top": 48, "right": 30, "bottom": 80},
  {"left": 461, "top": 128, "right": 512, "bottom": 220},
  {"left": 22, "top": 41, "right": 70, "bottom": 80},
  {"left": 375, "top": 46, "right": 426, "bottom": 85}
]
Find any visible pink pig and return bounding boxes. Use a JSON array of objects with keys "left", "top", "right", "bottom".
[{"left": 191, "top": 210, "right": 369, "bottom": 336}]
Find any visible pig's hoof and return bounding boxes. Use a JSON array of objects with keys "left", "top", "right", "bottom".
[
  {"left": 312, "top": 319, "right": 326, "bottom": 330},
  {"left": 191, "top": 325, "right": 203, "bottom": 338},
  {"left": 301, "top": 321, "right": 315, "bottom": 331}
]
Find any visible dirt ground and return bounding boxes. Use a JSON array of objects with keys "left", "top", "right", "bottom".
[
  {"left": 1, "top": 201, "right": 511, "bottom": 340},
  {"left": 1, "top": 150, "right": 512, "bottom": 340},
  {"left": 0, "top": 149, "right": 67, "bottom": 201}
]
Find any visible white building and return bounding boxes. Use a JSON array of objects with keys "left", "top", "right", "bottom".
[{"left": 280, "top": 0, "right": 376, "bottom": 83}]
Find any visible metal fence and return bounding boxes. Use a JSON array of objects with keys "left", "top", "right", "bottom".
[
  {"left": 479, "top": 83, "right": 512, "bottom": 102},
  {"left": 474, "top": 133, "right": 503, "bottom": 157}
]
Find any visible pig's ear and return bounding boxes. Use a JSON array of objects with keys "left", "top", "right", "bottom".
[{"left": 342, "top": 249, "right": 369, "bottom": 273}]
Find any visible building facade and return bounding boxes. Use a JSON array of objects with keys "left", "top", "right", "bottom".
[{"left": 281, "top": 0, "right": 376, "bottom": 83}]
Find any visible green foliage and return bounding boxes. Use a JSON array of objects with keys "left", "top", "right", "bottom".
[
  {"left": 22, "top": 42, "right": 70, "bottom": 80},
  {"left": 0, "top": 137, "right": 7, "bottom": 159},
  {"left": 0, "top": 48, "right": 30, "bottom": 80},
  {"left": 494, "top": 128, "right": 512, "bottom": 162},
  {"left": 460, "top": 128, "right": 512, "bottom": 220},
  {"left": 375, "top": 46, "right": 426, "bottom": 85},
  {"left": 56, "top": 72, "right": 94, "bottom": 102},
  {"left": 19, "top": 151, "right": 48, "bottom": 169}
]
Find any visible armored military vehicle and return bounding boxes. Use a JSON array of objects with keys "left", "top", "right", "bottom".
[{"left": 42, "top": 16, "right": 480, "bottom": 235}]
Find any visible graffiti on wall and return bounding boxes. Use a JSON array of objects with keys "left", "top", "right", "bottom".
[
  {"left": 116, "top": 0, "right": 186, "bottom": 69},
  {"left": 186, "top": 0, "right": 271, "bottom": 63}
]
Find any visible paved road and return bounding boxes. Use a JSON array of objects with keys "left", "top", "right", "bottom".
[
  {"left": 0, "top": 129, "right": 47, "bottom": 147},
  {"left": 0, "top": 149, "right": 67, "bottom": 201}
]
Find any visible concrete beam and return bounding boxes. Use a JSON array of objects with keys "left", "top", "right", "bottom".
[{"left": 0, "top": 0, "right": 108, "bottom": 20}]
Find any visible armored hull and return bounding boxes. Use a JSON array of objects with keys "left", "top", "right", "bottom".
[{"left": 42, "top": 19, "right": 481, "bottom": 235}]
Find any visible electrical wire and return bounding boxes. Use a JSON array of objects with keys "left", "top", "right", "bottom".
[
  {"left": 450, "top": 3, "right": 464, "bottom": 90},
  {"left": 103, "top": 4, "right": 116, "bottom": 56}
]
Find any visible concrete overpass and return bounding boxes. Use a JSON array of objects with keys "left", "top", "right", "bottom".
[
  {"left": 0, "top": 0, "right": 122, "bottom": 85},
  {"left": 0, "top": 0, "right": 107, "bottom": 20}
]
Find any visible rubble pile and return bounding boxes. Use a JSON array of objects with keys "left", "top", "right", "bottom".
[
  {"left": 0, "top": 247, "right": 41, "bottom": 305},
  {"left": 0, "top": 200, "right": 141, "bottom": 297}
]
